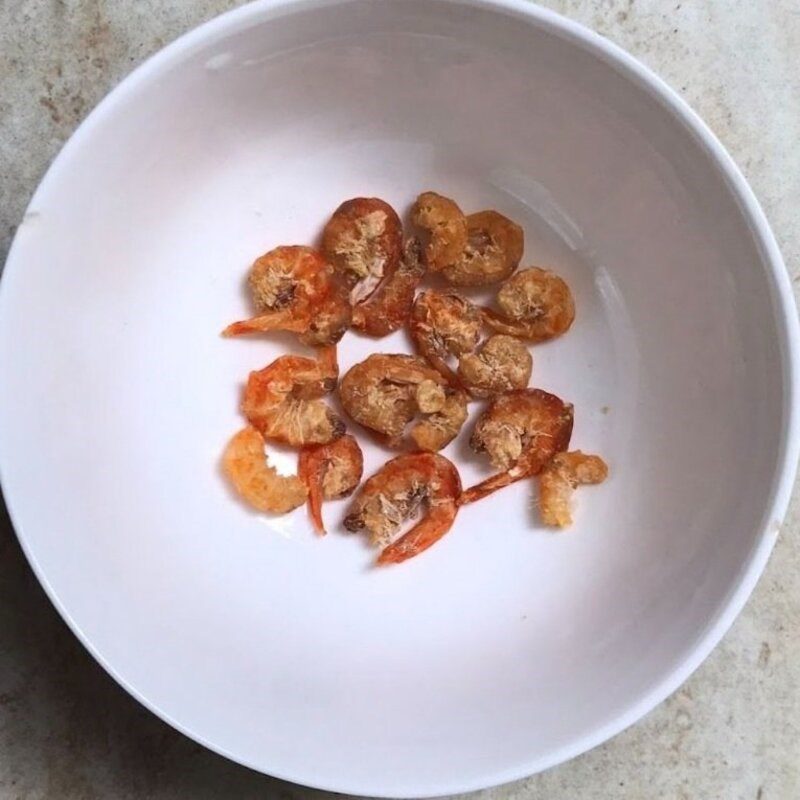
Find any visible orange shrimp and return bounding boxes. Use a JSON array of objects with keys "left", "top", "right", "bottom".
[
  {"left": 411, "top": 191, "right": 468, "bottom": 271},
  {"left": 222, "top": 246, "right": 351, "bottom": 346},
  {"left": 242, "top": 348, "right": 344, "bottom": 447},
  {"left": 339, "top": 353, "right": 467, "bottom": 450},
  {"left": 222, "top": 426, "right": 308, "bottom": 514},
  {"left": 343, "top": 452, "right": 462, "bottom": 565},
  {"left": 298, "top": 434, "right": 364, "bottom": 534},
  {"left": 459, "top": 389, "right": 573, "bottom": 504},
  {"left": 538, "top": 451, "right": 608, "bottom": 527},
  {"left": 321, "top": 197, "right": 403, "bottom": 304},
  {"left": 442, "top": 210, "right": 523, "bottom": 286},
  {"left": 409, "top": 290, "right": 482, "bottom": 388},
  {"left": 482, "top": 267, "right": 575, "bottom": 342},
  {"left": 351, "top": 238, "right": 426, "bottom": 336}
]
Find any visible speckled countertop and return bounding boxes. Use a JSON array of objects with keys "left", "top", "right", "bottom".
[{"left": 1, "top": 2, "right": 799, "bottom": 798}]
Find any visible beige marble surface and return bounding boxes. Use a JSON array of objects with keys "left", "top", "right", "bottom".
[{"left": 1, "top": 1, "right": 798, "bottom": 798}]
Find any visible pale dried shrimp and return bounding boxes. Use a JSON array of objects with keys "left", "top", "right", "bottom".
[
  {"left": 222, "top": 426, "right": 308, "bottom": 514},
  {"left": 538, "top": 451, "right": 608, "bottom": 527}
]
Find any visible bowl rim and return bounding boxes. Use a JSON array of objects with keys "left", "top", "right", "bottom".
[{"left": 1, "top": 0, "right": 799, "bottom": 795}]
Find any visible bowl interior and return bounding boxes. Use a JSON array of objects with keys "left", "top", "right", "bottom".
[{"left": 0, "top": 0, "right": 792, "bottom": 795}]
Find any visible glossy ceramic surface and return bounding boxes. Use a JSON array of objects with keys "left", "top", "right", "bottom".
[{"left": 1, "top": 1, "right": 797, "bottom": 795}]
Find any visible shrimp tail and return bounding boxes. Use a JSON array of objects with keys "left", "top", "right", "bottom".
[
  {"left": 377, "top": 502, "right": 458, "bottom": 565},
  {"left": 458, "top": 465, "right": 527, "bottom": 505},
  {"left": 298, "top": 447, "right": 327, "bottom": 535},
  {"left": 317, "top": 344, "right": 338, "bottom": 375},
  {"left": 222, "top": 310, "right": 307, "bottom": 337}
]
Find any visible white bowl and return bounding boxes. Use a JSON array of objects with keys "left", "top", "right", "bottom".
[{"left": 1, "top": 0, "right": 797, "bottom": 796}]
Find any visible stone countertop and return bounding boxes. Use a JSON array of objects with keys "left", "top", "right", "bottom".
[{"left": 1, "top": 2, "right": 798, "bottom": 798}]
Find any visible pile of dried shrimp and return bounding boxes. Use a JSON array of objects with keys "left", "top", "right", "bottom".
[{"left": 222, "top": 191, "right": 607, "bottom": 565}]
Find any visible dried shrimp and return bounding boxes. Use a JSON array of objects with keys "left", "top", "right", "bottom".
[
  {"left": 460, "top": 388, "right": 573, "bottom": 504},
  {"left": 298, "top": 434, "right": 364, "bottom": 534},
  {"left": 339, "top": 353, "right": 466, "bottom": 449},
  {"left": 223, "top": 246, "right": 351, "bottom": 346},
  {"left": 343, "top": 452, "right": 461, "bottom": 564},
  {"left": 538, "top": 451, "right": 608, "bottom": 527},
  {"left": 456, "top": 334, "right": 532, "bottom": 397},
  {"left": 483, "top": 267, "right": 575, "bottom": 342},
  {"left": 410, "top": 289, "right": 482, "bottom": 388},
  {"left": 351, "top": 237, "right": 425, "bottom": 336},
  {"left": 411, "top": 191, "right": 468, "bottom": 271},
  {"left": 242, "top": 349, "right": 344, "bottom": 447},
  {"left": 321, "top": 197, "right": 403, "bottom": 305},
  {"left": 222, "top": 426, "right": 308, "bottom": 513},
  {"left": 442, "top": 210, "right": 523, "bottom": 286}
]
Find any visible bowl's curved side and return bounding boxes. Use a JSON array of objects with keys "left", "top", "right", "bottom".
[
  {"left": 0, "top": 1, "right": 797, "bottom": 796},
  {"left": 485, "top": 0, "right": 800, "bottom": 785}
]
